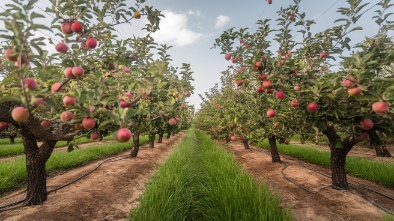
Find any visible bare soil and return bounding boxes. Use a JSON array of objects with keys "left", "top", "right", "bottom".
[
  {"left": 0, "top": 132, "right": 185, "bottom": 221},
  {"left": 225, "top": 142, "right": 394, "bottom": 221},
  {"left": 1, "top": 133, "right": 393, "bottom": 221}
]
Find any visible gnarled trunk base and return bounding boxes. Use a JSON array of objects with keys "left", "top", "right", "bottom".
[
  {"left": 242, "top": 139, "right": 250, "bottom": 149},
  {"left": 268, "top": 135, "right": 281, "bottom": 162},
  {"left": 130, "top": 132, "right": 140, "bottom": 158}
]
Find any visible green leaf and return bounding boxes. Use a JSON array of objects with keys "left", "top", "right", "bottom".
[
  {"left": 67, "top": 142, "right": 75, "bottom": 152},
  {"left": 98, "top": 119, "right": 115, "bottom": 130},
  {"left": 0, "top": 74, "right": 20, "bottom": 86},
  {"left": 335, "top": 141, "right": 342, "bottom": 149},
  {"left": 0, "top": 95, "right": 22, "bottom": 104},
  {"left": 124, "top": 108, "right": 139, "bottom": 122}
]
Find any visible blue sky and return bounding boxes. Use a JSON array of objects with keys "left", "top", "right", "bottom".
[{"left": 0, "top": 0, "right": 386, "bottom": 110}]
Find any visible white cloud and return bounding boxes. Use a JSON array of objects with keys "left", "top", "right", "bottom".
[
  {"left": 187, "top": 10, "right": 202, "bottom": 17},
  {"left": 151, "top": 10, "right": 203, "bottom": 47},
  {"left": 215, "top": 15, "right": 231, "bottom": 29}
]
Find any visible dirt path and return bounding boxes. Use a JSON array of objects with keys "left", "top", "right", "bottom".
[
  {"left": 0, "top": 132, "right": 185, "bottom": 221},
  {"left": 226, "top": 142, "right": 394, "bottom": 221}
]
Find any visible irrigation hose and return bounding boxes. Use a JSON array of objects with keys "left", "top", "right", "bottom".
[
  {"left": 0, "top": 154, "right": 131, "bottom": 212},
  {"left": 254, "top": 147, "right": 394, "bottom": 215}
]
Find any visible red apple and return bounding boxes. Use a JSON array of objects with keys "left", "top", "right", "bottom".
[
  {"left": 64, "top": 67, "right": 75, "bottom": 78},
  {"left": 307, "top": 102, "right": 319, "bottom": 112},
  {"left": 159, "top": 110, "right": 165, "bottom": 115},
  {"left": 267, "top": 109, "right": 276, "bottom": 118},
  {"left": 234, "top": 79, "right": 243, "bottom": 86},
  {"left": 256, "top": 86, "right": 264, "bottom": 93},
  {"left": 123, "top": 67, "right": 131, "bottom": 73},
  {"left": 231, "top": 57, "right": 238, "bottom": 63},
  {"left": 4, "top": 48, "right": 18, "bottom": 61},
  {"left": 319, "top": 51, "right": 328, "bottom": 60},
  {"left": 75, "top": 123, "right": 83, "bottom": 130},
  {"left": 289, "top": 14, "right": 295, "bottom": 21},
  {"left": 342, "top": 79, "right": 353, "bottom": 88},
  {"left": 0, "top": 122, "right": 8, "bottom": 130},
  {"left": 90, "top": 131, "right": 100, "bottom": 140},
  {"left": 120, "top": 100, "right": 131, "bottom": 108},
  {"left": 361, "top": 132, "right": 369, "bottom": 139},
  {"left": 276, "top": 91, "right": 285, "bottom": 99},
  {"left": 348, "top": 87, "right": 361, "bottom": 96},
  {"left": 268, "top": 0, "right": 272, "bottom": 4},
  {"left": 72, "top": 66, "right": 84, "bottom": 77},
  {"left": 294, "top": 85, "right": 300, "bottom": 91},
  {"left": 372, "top": 101, "right": 389, "bottom": 114},
  {"left": 71, "top": 21, "right": 83, "bottom": 33},
  {"left": 224, "top": 53, "right": 231, "bottom": 60},
  {"left": 124, "top": 93, "right": 134, "bottom": 99},
  {"left": 169, "top": 118, "right": 177, "bottom": 125},
  {"left": 85, "top": 38, "right": 97, "bottom": 49},
  {"left": 116, "top": 128, "right": 132, "bottom": 142},
  {"left": 12, "top": 107, "right": 30, "bottom": 122},
  {"left": 290, "top": 99, "right": 299, "bottom": 108},
  {"left": 230, "top": 136, "right": 236, "bottom": 141},
  {"left": 255, "top": 61, "right": 262, "bottom": 67},
  {"left": 360, "top": 118, "right": 373, "bottom": 130},
  {"left": 258, "top": 73, "right": 267, "bottom": 81},
  {"left": 23, "top": 78, "right": 38, "bottom": 89},
  {"left": 41, "top": 120, "right": 52, "bottom": 128},
  {"left": 60, "top": 111, "right": 74, "bottom": 121},
  {"left": 61, "top": 22, "right": 73, "bottom": 34},
  {"left": 262, "top": 80, "right": 272, "bottom": 88},
  {"left": 51, "top": 83, "right": 62, "bottom": 92},
  {"left": 14, "top": 58, "right": 29, "bottom": 67},
  {"left": 82, "top": 117, "right": 96, "bottom": 130},
  {"left": 130, "top": 54, "right": 137, "bottom": 60},
  {"left": 63, "top": 96, "right": 76, "bottom": 106},
  {"left": 89, "top": 106, "right": 95, "bottom": 112},
  {"left": 55, "top": 43, "right": 68, "bottom": 53},
  {"left": 184, "top": 91, "right": 191, "bottom": 97}
]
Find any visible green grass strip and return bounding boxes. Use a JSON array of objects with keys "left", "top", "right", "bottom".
[
  {"left": 257, "top": 140, "right": 394, "bottom": 188},
  {"left": 0, "top": 136, "right": 147, "bottom": 194},
  {"left": 384, "top": 214, "right": 394, "bottom": 221},
  {"left": 0, "top": 137, "right": 23, "bottom": 145},
  {"left": 0, "top": 136, "right": 114, "bottom": 157},
  {"left": 131, "top": 129, "right": 292, "bottom": 221}
]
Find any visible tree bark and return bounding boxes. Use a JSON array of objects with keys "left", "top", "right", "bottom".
[
  {"left": 369, "top": 130, "right": 392, "bottom": 157},
  {"left": 130, "top": 132, "right": 140, "bottom": 158},
  {"left": 300, "top": 134, "right": 305, "bottom": 144},
  {"left": 322, "top": 126, "right": 359, "bottom": 190},
  {"left": 242, "top": 139, "right": 250, "bottom": 149},
  {"left": 21, "top": 128, "right": 56, "bottom": 205},
  {"left": 149, "top": 134, "right": 155, "bottom": 148},
  {"left": 9, "top": 135, "right": 16, "bottom": 144},
  {"left": 268, "top": 135, "right": 281, "bottom": 162},
  {"left": 166, "top": 133, "right": 171, "bottom": 139},
  {"left": 158, "top": 133, "right": 163, "bottom": 143},
  {"left": 225, "top": 134, "right": 230, "bottom": 143}
]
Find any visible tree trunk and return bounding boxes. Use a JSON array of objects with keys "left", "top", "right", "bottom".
[
  {"left": 130, "top": 132, "right": 140, "bottom": 158},
  {"left": 166, "top": 133, "right": 171, "bottom": 139},
  {"left": 330, "top": 147, "right": 349, "bottom": 189},
  {"left": 369, "top": 130, "right": 392, "bottom": 157},
  {"left": 21, "top": 128, "right": 56, "bottom": 205},
  {"left": 322, "top": 126, "right": 358, "bottom": 190},
  {"left": 149, "top": 134, "right": 155, "bottom": 148},
  {"left": 242, "top": 139, "right": 250, "bottom": 149},
  {"left": 225, "top": 134, "right": 230, "bottom": 143},
  {"left": 9, "top": 135, "right": 16, "bottom": 144},
  {"left": 300, "top": 134, "right": 305, "bottom": 144},
  {"left": 158, "top": 133, "right": 163, "bottom": 143},
  {"left": 268, "top": 135, "right": 281, "bottom": 162},
  {"left": 374, "top": 145, "right": 392, "bottom": 157}
]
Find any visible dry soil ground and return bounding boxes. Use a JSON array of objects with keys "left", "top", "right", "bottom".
[{"left": 0, "top": 133, "right": 393, "bottom": 221}]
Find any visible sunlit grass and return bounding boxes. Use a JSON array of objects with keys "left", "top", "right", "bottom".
[
  {"left": 131, "top": 129, "right": 292, "bottom": 221},
  {"left": 0, "top": 136, "right": 147, "bottom": 194}
]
